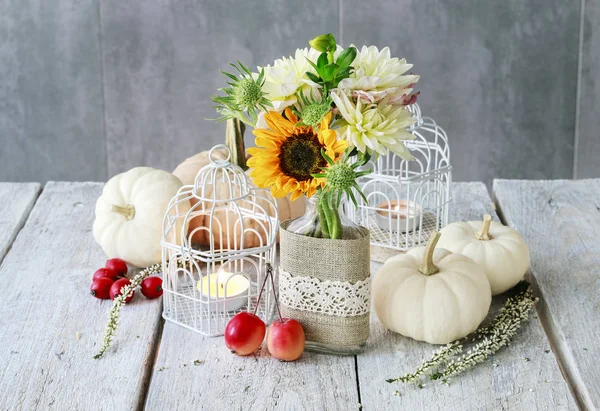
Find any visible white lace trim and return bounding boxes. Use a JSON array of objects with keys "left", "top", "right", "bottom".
[{"left": 279, "top": 270, "right": 371, "bottom": 317}]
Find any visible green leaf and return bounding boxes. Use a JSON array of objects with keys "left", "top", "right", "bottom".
[
  {"left": 355, "top": 169, "right": 373, "bottom": 178},
  {"left": 305, "top": 71, "right": 321, "bottom": 83},
  {"left": 322, "top": 64, "right": 338, "bottom": 82},
  {"left": 334, "top": 66, "right": 352, "bottom": 81},
  {"left": 220, "top": 70, "right": 239, "bottom": 82},
  {"left": 311, "top": 173, "right": 328, "bottom": 179},
  {"left": 352, "top": 181, "right": 368, "bottom": 204},
  {"left": 336, "top": 47, "right": 357, "bottom": 68},
  {"left": 346, "top": 188, "right": 358, "bottom": 208},
  {"left": 237, "top": 61, "right": 252, "bottom": 75},
  {"left": 305, "top": 58, "right": 320, "bottom": 73},
  {"left": 321, "top": 148, "right": 334, "bottom": 165},
  {"left": 317, "top": 52, "right": 329, "bottom": 69},
  {"left": 256, "top": 68, "right": 265, "bottom": 84}
]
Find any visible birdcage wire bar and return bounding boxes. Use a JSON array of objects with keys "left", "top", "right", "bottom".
[
  {"left": 347, "top": 103, "right": 452, "bottom": 251},
  {"left": 161, "top": 145, "right": 279, "bottom": 336}
]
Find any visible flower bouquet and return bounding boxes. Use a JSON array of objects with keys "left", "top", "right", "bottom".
[
  {"left": 212, "top": 33, "right": 419, "bottom": 240},
  {"left": 212, "top": 33, "right": 420, "bottom": 354}
]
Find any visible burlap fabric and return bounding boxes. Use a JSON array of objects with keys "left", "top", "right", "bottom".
[{"left": 279, "top": 221, "right": 371, "bottom": 348}]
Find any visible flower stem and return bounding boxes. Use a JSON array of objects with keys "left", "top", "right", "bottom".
[
  {"left": 318, "top": 200, "right": 330, "bottom": 238},
  {"left": 225, "top": 118, "right": 247, "bottom": 170}
]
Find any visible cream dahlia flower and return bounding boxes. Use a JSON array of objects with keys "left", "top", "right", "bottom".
[
  {"left": 255, "top": 46, "right": 342, "bottom": 128},
  {"left": 260, "top": 48, "right": 324, "bottom": 109},
  {"left": 337, "top": 45, "right": 419, "bottom": 103},
  {"left": 331, "top": 91, "right": 416, "bottom": 159}
]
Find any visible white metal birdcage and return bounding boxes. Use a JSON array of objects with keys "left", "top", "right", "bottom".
[
  {"left": 161, "top": 145, "right": 278, "bottom": 336},
  {"left": 347, "top": 103, "right": 452, "bottom": 251}
]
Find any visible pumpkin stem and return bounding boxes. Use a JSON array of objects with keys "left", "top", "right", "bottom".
[
  {"left": 419, "top": 231, "right": 441, "bottom": 276},
  {"left": 225, "top": 118, "right": 247, "bottom": 171},
  {"left": 475, "top": 214, "right": 493, "bottom": 240},
  {"left": 111, "top": 204, "right": 135, "bottom": 220}
]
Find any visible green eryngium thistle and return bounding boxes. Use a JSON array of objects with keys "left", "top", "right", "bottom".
[
  {"left": 313, "top": 147, "right": 372, "bottom": 208},
  {"left": 212, "top": 61, "right": 272, "bottom": 126},
  {"left": 296, "top": 90, "right": 332, "bottom": 127}
]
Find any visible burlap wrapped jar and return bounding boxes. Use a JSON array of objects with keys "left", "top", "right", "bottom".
[{"left": 279, "top": 221, "right": 371, "bottom": 354}]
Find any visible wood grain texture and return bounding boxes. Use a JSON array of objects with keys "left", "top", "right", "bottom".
[
  {"left": 0, "top": 0, "right": 106, "bottom": 183},
  {"left": 0, "top": 182, "right": 163, "bottom": 410},
  {"left": 358, "top": 182, "right": 576, "bottom": 410},
  {"left": 100, "top": 0, "right": 339, "bottom": 177},
  {"left": 145, "top": 323, "right": 359, "bottom": 410},
  {"left": 576, "top": 0, "right": 600, "bottom": 178},
  {"left": 341, "top": 0, "right": 578, "bottom": 187},
  {"left": 494, "top": 178, "right": 600, "bottom": 410},
  {"left": 0, "top": 183, "right": 40, "bottom": 263}
]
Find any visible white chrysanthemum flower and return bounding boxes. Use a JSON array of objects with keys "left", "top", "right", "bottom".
[
  {"left": 254, "top": 46, "right": 343, "bottom": 128},
  {"left": 331, "top": 91, "right": 416, "bottom": 159},
  {"left": 260, "top": 48, "right": 322, "bottom": 109},
  {"left": 337, "top": 45, "right": 419, "bottom": 103}
]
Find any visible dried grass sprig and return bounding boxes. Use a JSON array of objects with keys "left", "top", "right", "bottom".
[
  {"left": 386, "top": 281, "right": 537, "bottom": 386},
  {"left": 93, "top": 263, "right": 162, "bottom": 359}
]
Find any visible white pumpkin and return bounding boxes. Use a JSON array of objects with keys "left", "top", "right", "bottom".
[
  {"left": 373, "top": 232, "right": 492, "bottom": 344},
  {"left": 93, "top": 167, "right": 189, "bottom": 267},
  {"left": 437, "top": 214, "right": 530, "bottom": 295}
]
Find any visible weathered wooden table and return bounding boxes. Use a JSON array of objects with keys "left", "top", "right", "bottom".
[{"left": 0, "top": 180, "right": 597, "bottom": 410}]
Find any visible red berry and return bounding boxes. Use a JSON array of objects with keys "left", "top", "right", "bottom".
[
  {"left": 106, "top": 258, "right": 128, "bottom": 277},
  {"left": 93, "top": 267, "right": 119, "bottom": 282},
  {"left": 224, "top": 312, "right": 266, "bottom": 356},
  {"left": 90, "top": 278, "right": 114, "bottom": 299},
  {"left": 110, "top": 278, "right": 134, "bottom": 303},
  {"left": 141, "top": 276, "right": 163, "bottom": 299}
]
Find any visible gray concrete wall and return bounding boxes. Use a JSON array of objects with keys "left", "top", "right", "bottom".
[{"left": 0, "top": 0, "right": 597, "bottom": 184}]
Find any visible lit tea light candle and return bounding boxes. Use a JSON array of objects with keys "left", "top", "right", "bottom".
[
  {"left": 375, "top": 200, "right": 422, "bottom": 232},
  {"left": 197, "top": 271, "right": 249, "bottom": 311}
]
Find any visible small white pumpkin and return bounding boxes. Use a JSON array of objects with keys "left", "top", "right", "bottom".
[
  {"left": 93, "top": 167, "right": 189, "bottom": 267},
  {"left": 438, "top": 214, "right": 530, "bottom": 295},
  {"left": 373, "top": 232, "right": 491, "bottom": 344}
]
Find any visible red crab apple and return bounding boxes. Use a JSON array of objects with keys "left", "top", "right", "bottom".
[
  {"left": 224, "top": 312, "right": 266, "bottom": 356},
  {"left": 266, "top": 318, "right": 305, "bottom": 361}
]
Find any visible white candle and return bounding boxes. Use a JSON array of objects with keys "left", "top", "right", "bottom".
[
  {"left": 197, "top": 271, "right": 249, "bottom": 311},
  {"left": 375, "top": 200, "right": 421, "bottom": 232}
]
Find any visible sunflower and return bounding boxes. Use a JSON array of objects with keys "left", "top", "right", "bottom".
[{"left": 247, "top": 108, "right": 348, "bottom": 201}]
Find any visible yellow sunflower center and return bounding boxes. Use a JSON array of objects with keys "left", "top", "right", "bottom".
[{"left": 278, "top": 132, "right": 326, "bottom": 182}]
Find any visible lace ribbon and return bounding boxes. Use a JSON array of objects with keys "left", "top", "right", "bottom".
[{"left": 279, "top": 269, "right": 371, "bottom": 317}]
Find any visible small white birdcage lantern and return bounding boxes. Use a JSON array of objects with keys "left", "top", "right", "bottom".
[
  {"left": 347, "top": 103, "right": 452, "bottom": 255},
  {"left": 161, "top": 145, "right": 278, "bottom": 336}
]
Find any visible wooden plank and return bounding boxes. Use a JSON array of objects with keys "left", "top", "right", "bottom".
[
  {"left": 576, "top": 0, "right": 600, "bottom": 178},
  {"left": 357, "top": 182, "right": 576, "bottom": 410},
  {"left": 0, "top": 182, "right": 163, "bottom": 410},
  {"left": 494, "top": 178, "right": 600, "bottom": 410},
  {"left": 0, "top": 183, "right": 41, "bottom": 263},
  {"left": 145, "top": 324, "right": 359, "bottom": 410}
]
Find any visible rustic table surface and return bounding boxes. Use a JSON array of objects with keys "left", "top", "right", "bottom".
[{"left": 0, "top": 179, "right": 597, "bottom": 411}]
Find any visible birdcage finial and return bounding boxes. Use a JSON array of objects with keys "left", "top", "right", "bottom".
[{"left": 208, "top": 144, "right": 232, "bottom": 167}]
